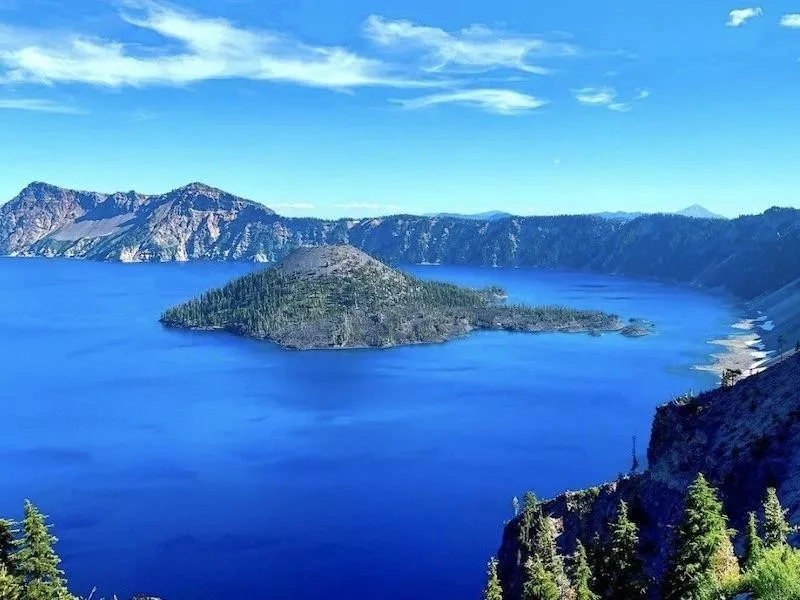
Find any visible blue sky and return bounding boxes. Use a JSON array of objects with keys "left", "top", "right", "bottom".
[{"left": 0, "top": 0, "right": 799, "bottom": 218}]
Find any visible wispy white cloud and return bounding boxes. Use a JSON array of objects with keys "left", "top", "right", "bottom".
[
  {"left": 726, "top": 7, "right": 763, "bottom": 27},
  {"left": 271, "top": 202, "right": 316, "bottom": 211},
  {"left": 130, "top": 109, "right": 156, "bottom": 122},
  {"left": 0, "top": 1, "right": 430, "bottom": 89},
  {"left": 394, "top": 88, "right": 547, "bottom": 115},
  {"left": 573, "top": 86, "right": 650, "bottom": 112},
  {"left": 0, "top": 2, "right": 637, "bottom": 118},
  {"left": 363, "top": 15, "right": 577, "bottom": 75},
  {"left": 0, "top": 97, "right": 82, "bottom": 113},
  {"left": 573, "top": 86, "right": 615, "bottom": 106},
  {"left": 780, "top": 13, "right": 800, "bottom": 28}
]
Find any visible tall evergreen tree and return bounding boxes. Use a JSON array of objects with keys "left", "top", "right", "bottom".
[
  {"left": 0, "top": 520, "right": 17, "bottom": 574},
  {"left": 522, "top": 557, "right": 559, "bottom": 600},
  {"left": 662, "top": 474, "right": 739, "bottom": 600},
  {"left": 483, "top": 558, "right": 503, "bottom": 600},
  {"left": 762, "top": 488, "right": 791, "bottom": 549},
  {"left": 571, "top": 540, "right": 599, "bottom": 600},
  {"left": 531, "top": 510, "right": 570, "bottom": 595},
  {"left": 606, "top": 500, "right": 646, "bottom": 599},
  {"left": 586, "top": 532, "right": 611, "bottom": 596},
  {"left": 16, "top": 501, "right": 71, "bottom": 600},
  {"left": 743, "top": 511, "right": 764, "bottom": 571},
  {"left": 518, "top": 492, "right": 539, "bottom": 555},
  {"left": 532, "top": 511, "right": 559, "bottom": 574}
]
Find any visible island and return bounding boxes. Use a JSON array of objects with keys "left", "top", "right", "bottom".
[{"left": 160, "top": 245, "right": 636, "bottom": 350}]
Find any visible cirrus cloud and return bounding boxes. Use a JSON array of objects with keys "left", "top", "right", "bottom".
[
  {"left": 0, "top": 97, "right": 83, "bottom": 113},
  {"left": 573, "top": 86, "right": 650, "bottom": 112},
  {"left": 394, "top": 88, "right": 547, "bottom": 115},
  {"left": 363, "top": 15, "right": 578, "bottom": 75},
  {"left": 271, "top": 202, "right": 316, "bottom": 211},
  {"left": 0, "top": 0, "right": 433, "bottom": 90}
]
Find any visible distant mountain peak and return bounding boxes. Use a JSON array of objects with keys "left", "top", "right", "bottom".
[
  {"left": 426, "top": 211, "right": 514, "bottom": 221},
  {"left": 675, "top": 204, "right": 727, "bottom": 219},
  {"left": 595, "top": 205, "right": 727, "bottom": 221},
  {"left": 19, "top": 181, "right": 65, "bottom": 195}
]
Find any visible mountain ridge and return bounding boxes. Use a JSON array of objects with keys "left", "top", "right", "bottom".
[{"left": 3, "top": 182, "right": 800, "bottom": 344}]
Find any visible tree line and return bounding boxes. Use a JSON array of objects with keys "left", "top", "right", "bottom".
[
  {"left": 0, "top": 501, "right": 74, "bottom": 600},
  {"left": 485, "top": 474, "right": 799, "bottom": 600}
]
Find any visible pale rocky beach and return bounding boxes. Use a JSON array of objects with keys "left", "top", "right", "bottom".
[{"left": 695, "top": 316, "right": 772, "bottom": 379}]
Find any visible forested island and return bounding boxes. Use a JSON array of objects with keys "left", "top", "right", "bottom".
[{"left": 160, "top": 245, "right": 630, "bottom": 349}]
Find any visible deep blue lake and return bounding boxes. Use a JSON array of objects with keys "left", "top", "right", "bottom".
[{"left": 0, "top": 258, "right": 738, "bottom": 600}]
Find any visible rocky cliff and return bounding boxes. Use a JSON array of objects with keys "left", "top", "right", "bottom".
[
  {"left": 5, "top": 182, "right": 800, "bottom": 339},
  {"left": 496, "top": 353, "right": 800, "bottom": 598},
  {"left": 0, "top": 181, "right": 276, "bottom": 262}
]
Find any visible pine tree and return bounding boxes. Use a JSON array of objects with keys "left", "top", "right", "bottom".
[
  {"left": 662, "top": 474, "right": 739, "bottom": 600},
  {"left": 762, "top": 488, "right": 791, "bottom": 549},
  {"left": 743, "top": 511, "right": 764, "bottom": 571},
  {"left": 16, "top": 501, "right": 71, "bottom": 600},
  {"left": 483, "top": 558, "right": 504, "bottom": 600},
  {"left": 586, "top": 532, "right": 610, "bottom": 596},
  {"left": 0, "top": 565, "right": 21, "bottom": 600},
  {"left": 531, "top": 510, "right": 569, "bottom": 595},
  {"left": 571, "top": 540, "right": 598, "bottom": 600},
  {"left": 0, "top": 520, "right": 17, "bottom": 574},
  {"left": 606, "top": 500, "right": 646, "bottom": 599},
  {"left": 518, "top": 492, "right": 539, "bottom": 555},
  {"left": 522, "top": 557, "right": 559, "bottom": 600},
  {"left": 532, "top": 511, "right": 559, "bottom": 574}
]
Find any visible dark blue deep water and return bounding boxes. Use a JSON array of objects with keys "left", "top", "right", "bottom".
[{"left": 0, "top": 259, "right": 739, "bottom": 600}]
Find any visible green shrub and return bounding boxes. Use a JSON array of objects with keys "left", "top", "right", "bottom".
[{"left": 736, "top": 547, "right": 800, "bottom": 599}]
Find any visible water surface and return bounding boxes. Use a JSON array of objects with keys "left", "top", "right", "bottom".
[{"left": 0, "top": 259, "right": 737, "bottom": 599}]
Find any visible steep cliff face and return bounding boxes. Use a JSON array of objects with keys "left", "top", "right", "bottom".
[
  {"left": 0, "top": 182, "right": 276, "bottom": 261},
  {"left": 4, "top": 182, "right": 800, "bottom": 304},
  {"left": 496, "top": 354, "right": 800, "bottom": 598}
]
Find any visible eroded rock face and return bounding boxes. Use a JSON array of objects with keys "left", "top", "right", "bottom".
[
  {"left": 0, "top": 182, "right": 275, "bottom": 262},
  {"left": 496, "top": 354, "right": 800, "bottom": 599}
]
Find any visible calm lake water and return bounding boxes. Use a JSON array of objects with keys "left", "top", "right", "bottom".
[{"left": 0, "top": 258, "right": 738, "bottom": 600}]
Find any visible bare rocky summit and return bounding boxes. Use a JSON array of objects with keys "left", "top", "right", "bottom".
[
  {"left": 160, "top": 245, "right": 627, "bottom": 349},
  {"left": 276, "top": 245, "right": 390, "bottom": 278}
]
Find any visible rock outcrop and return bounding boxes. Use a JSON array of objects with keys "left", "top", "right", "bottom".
[{"left": 496, "top": 353, "right": 800, "bottom": 598}]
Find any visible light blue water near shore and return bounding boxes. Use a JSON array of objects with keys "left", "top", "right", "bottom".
[{"left": 0, "top": 258, "right": 738, "bottom": 600}]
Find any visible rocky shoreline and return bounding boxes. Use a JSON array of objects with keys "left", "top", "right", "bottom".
[{"left": 695, "top": 316, "right": 772, "bottom": 381}]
